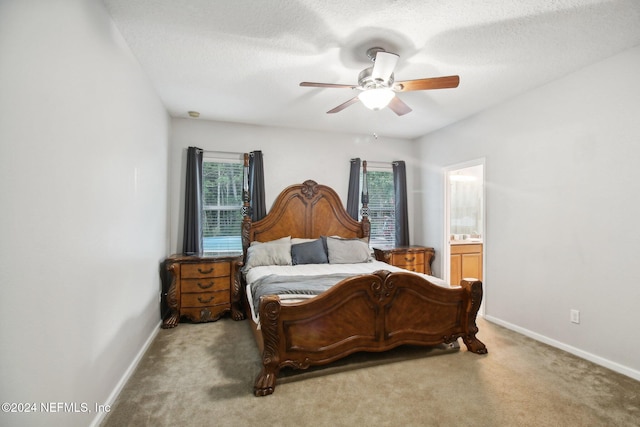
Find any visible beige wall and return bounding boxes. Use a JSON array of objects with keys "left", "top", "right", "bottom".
[
  {"left": 415, "top": 45, "right": 640, "bottom": 380},
  {"left": 169, "top": 118, "right": 417, "bottom": 254},
  {"left": 0, "top": 2, "right": 170, "bottom": 426}
]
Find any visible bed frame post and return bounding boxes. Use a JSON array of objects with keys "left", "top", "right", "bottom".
[
  {"left": 460, "top": 279, "right": 488, "bottom": 354},
  {"left": 361, "top": 160, "right": 371, "bottom": 239},
  {"left": 242, "top": 153, "right": 252, "bottom": 259},
  {"left": 254, "top": 295, "right": 282, "bottom": 396}
]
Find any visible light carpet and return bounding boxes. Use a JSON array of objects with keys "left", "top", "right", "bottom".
[{"left": 101, "top": 317, "right": 640, "bottom": 426}]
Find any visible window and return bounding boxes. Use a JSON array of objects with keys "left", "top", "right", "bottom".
[
  {"left": 363, "top": 167, "right": 395, "bottom": 246},
  {"left": 202, "top": 155, "right": 244, "bottom": 254}
]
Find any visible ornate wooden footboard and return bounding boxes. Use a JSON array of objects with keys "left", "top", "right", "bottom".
[{"left": 253, "top": 270, "right": 486, "bottom": 396}]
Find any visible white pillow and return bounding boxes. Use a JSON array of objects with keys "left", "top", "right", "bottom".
[
  {"left": 291, "top": 237, "right": 317, "bottom": 244},
  {"left": 245, "top": 236, "right": 292, "bottom": 269},
  {"left": 250, "top": 236, "right": 291, "bottom": 246},
  {"left": 326, "top": 236, "right": 371, "bottom": 264}
]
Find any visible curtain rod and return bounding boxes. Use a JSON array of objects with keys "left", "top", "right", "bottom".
[
  {"left": 200, "top": 149, "right": 263, "bottom": 157},
  {"left": 200, "top": 149, "right": 242, "bottom": 156},
  {"left": 366, "top": 160, "right": 393, "bottom": 168}
]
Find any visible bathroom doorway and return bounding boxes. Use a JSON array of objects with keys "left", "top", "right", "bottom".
[{"left": 444, "top": 160, "right": 485, "bottom": 312}]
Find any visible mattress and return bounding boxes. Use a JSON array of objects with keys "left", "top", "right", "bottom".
[{"left": 244, "top": 260, "right": 449, "bottom": 323}]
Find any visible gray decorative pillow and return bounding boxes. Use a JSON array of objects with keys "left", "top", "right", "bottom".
[
  {"left": 245, "top": 236, "right": 292, "bottom": 269},
  {"left": 326, "top": 236, "right": 371, "bottom": 264},
  {"left": 291, "top": 239, "right": 329, "bottom": 265}
]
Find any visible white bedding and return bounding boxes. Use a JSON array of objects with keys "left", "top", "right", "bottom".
[{"left": 244, "top": 260, "right": 450, "bottom": 324}]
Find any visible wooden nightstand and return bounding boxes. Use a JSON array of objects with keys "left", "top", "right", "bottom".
[
  {"left": 162, "top": 254, "right": 245, "bottom": 328},
  {"left": 373, "top": 245, "right": 435, "bottom": 275}
]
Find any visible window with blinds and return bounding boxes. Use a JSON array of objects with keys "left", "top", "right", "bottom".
[
  {"left": 202, "top": 156, "right": 244, "bottom": 254},
  {"left": 362, "top": 168, "right": 395, "bottom": 246}
]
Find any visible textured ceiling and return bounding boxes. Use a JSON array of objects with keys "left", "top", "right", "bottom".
[{"left": 103, "top": 0, "right": 640, "bottom": 139}]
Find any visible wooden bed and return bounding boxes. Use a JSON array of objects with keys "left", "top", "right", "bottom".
[{"left": 241, "top": 179, "right": 487, "bottom": 396}]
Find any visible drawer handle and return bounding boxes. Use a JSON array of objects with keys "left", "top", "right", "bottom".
[
  {"left": 198, "top": 281, "right": 214, "bottom": 289},
  {"left": 404, "top": 256, "right": 416, "bottom": 262},
  {"left": 198, "top": 295, "right": 215, "bottom": 304},
  {"left": 198, "top": 267, "right": 214, "bottom": 274}
]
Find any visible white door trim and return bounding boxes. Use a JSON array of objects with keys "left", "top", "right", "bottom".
[{"left": 443, "top": 158, "right": 486, "bottom": 315}]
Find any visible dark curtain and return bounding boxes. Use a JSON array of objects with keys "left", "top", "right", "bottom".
[
  {"left": 182, "top": 146, "right": 203, "bottom": 254},
  {"left": 393, "top": 160, "right": 410, "bottom": 246},
  {"left": 249, "top": 150, "right": 266, "bottom": 221},
  {"left": 346, "top": 158, "right": 361, "bottom": 220}
]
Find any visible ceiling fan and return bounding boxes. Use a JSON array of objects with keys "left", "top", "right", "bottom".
[{"left": 300, "top": 47, "right": 459, "bottom": 116}]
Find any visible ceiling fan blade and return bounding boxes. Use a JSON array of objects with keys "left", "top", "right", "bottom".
[
  {"left": 371, "top": 52, "right": 399, "bottom": 82},
  {"left": 300, "top": 82, "right": 357, "bottom": 89},
  {"left": 387, "top": 96, "right": 412, "bottom": 116},
  {"left": 394, "top": 75, "right": 460, "bottom": 92},
  {"left": 327, "top": 97, "right": 360, "bottom": 114}
]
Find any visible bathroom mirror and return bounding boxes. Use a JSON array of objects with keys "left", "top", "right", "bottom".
[{"left": 449, "top": 165, "right": 483, "bottom": 242}]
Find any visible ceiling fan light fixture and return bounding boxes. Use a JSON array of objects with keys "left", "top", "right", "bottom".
[
  {"left": 358, "top": 88, "right": 394, "bottom": 110},
  {"left": 300, "top": 47, "right": 459, "bottom": 116}
]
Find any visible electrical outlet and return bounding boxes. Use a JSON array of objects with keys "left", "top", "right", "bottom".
[{"left": 570, "top": 309, "right": 580, "bottom": 324}]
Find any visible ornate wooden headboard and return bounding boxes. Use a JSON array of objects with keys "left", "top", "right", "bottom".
[{"left": 241, "top": 180, "right": 370, "bottom": 254}]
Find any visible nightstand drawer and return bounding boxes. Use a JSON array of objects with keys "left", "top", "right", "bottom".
[
  {"left": 179, "top": 306, "right": 228, "bottom": 323},
  {"left": 399, "top": 263, "right": 424, "bottom": 273},
  {"left": 181, "top": 277, "right": 229, "bottom": 293},
  {"left": 181, "top": 262, "right": 230, "bottom": 278},
  {"left": 391, "top": 252, "right": 425, "bottom": 266},
  {"left": 181, "top": 291, "right": 230, "bottom": 308}
]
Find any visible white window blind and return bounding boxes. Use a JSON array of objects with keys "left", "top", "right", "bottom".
[
  {"left": 362, "top": 167, "right": 395, "bottom": 246},
  {"left": 202, "top": 155, "right": 243, "bottom": 254}
]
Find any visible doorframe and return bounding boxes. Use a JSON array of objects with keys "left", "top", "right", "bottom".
[{"left": 443, "top": 158, "right": 486, "bottom": 315}]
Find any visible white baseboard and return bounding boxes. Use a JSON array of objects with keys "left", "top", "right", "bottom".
[
  {"left": 484, "top": 315, "right": 640, "bottom": 382},
  {"left": 89, "top": 320, "right": 162, "bottom": 427}
]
